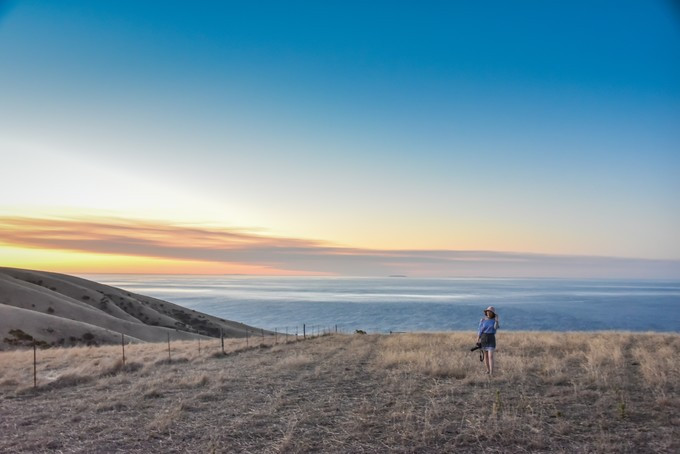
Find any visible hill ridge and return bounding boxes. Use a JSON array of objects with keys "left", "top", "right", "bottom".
[{"left": 0, "top": 267, "right": 266, "bottom": 350}]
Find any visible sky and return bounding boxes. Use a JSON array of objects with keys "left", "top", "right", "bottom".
[{"left": 0, "top": 0, "right": 679, "bottom": 278}]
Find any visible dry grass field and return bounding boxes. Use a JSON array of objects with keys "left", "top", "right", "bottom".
[{"left": 1, "top": 332, "right": 678, "bottom": 453}]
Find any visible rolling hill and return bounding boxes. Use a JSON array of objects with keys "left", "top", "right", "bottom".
[{"left": 0, "top": 267, "right": 266, "bottom": 350}]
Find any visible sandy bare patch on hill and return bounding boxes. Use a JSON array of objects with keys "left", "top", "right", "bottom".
[{"left": 0, "top": 332, "right": 678, "bottom": 453}]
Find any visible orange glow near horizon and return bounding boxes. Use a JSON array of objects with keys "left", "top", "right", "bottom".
[
  {"left": 0, "top": 216, "right": 331, "bottom": 275},
  {"left": 2, "top": 214, "right": 678, "bottom": 279},
  {"left": 0, "top": 245, "right": 317, "bottom": 275}
]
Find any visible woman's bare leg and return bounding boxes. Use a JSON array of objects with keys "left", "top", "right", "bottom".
[
  {"left": 483, "top": 351, "right": 490, "bottom": 373},
  {"left": 488, "top": 350, "right": 494, "bottom": 375}
]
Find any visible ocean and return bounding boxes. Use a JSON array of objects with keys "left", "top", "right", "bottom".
[{"left": 82, "top": 275, "right": 680, "bottom": 334}]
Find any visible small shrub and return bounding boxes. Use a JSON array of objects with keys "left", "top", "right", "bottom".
[
  {"left": 3, "top": 330, "right": 50, "bottom": 348},
  {"left": 8, "top": 329, "right": 33, "bottom": 341}
]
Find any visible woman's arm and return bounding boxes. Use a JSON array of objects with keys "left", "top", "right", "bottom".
[{"left": 494, "top": 316, "right": 500, "bottom": 330}]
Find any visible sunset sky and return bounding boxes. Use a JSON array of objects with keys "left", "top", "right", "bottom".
[{"left": 1, "top": 1, "right": 679, "bottom": 277}]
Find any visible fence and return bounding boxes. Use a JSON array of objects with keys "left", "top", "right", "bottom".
[{"left": 9, "top": 324, "right": 345, "bottom": 389}]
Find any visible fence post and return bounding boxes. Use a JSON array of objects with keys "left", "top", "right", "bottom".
[
  {"left": 121, "top": 333, "right": 125, "bottom": 366},
  {"left": 275, "top": 328, "right": 278, "bottom": 344},
  {"left": 167, "top": 333, "right": 171, "bottom": 361},
  {"left": 303, "top": 324, "right": 306, "bottom": 339},
  {"left": 246, "top": 329, "right": 249, "bottom": 347},
  {"left": 198, "top": 338, "right": 201, "bottom": 355},
  {"left": 285, "top": 327, "right": 288, "bottom": 343},
  {"left": 33, "top": 341, "right": 37, "bottom": 388},
  {"left": 220, "top": 329, "right": 225, "bottom": 355},
  {"left": 335, "top": 324, "right": 337, "bottom": 334}
]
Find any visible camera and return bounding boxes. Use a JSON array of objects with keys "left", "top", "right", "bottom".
[{"left": 470, "top": 342, "right": 482, "bottom": 352}]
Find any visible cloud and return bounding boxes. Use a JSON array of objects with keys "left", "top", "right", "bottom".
[{"left": 1, "top": 215, "right": 679, "bottom": 278}]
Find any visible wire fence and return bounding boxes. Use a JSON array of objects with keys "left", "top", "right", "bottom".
[{"left": 16, "top": 323, "right": 347, "bottom": 389}]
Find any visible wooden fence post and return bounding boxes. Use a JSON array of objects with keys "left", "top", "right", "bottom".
[
  {"left": 33, "top": 341, "right": 37, "bottom": 388},
  {"left": 121, "top": 333, "right": 125, "bottom": 366},
  {"left": 198, "top": 338, "right": 201, "bottom": 354},
  {"left": 303, "top": 324, "right": 306, "bottom": 339},
  {"left": 246, "top": 329, "right": 249, "bottom": 347},
  {"left": 220, "top": 329, "right": 225, "bottom": 355},
  {"left": 275, "top": 328, "right": 278, "bottom": 345},
  {"left": 167, "top": 333, "right": 171, "bottom": 361}
]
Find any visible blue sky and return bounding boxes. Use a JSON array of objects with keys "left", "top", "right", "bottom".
[{"left": 0, "top": 1, "right": 678, "bottom": 276}]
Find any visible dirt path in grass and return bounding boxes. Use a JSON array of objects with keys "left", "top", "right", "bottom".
[{"left": 197, "top": 335, "right": 386, "bottom": 453}]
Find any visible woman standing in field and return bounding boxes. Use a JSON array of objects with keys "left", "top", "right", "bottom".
[{"left": 477, "top": 306, "right": 500, "bottom": 375}]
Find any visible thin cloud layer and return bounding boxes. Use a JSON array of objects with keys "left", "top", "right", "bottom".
[{"left": 1, "top": 216, "right": 678, "bottom": 278}]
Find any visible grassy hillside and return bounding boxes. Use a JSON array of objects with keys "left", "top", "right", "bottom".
[
  {"left": 1, "top": 332, "right": 678, "bottom": 452},
  {"left": 0, "top": 267, "right": 268, "bottom": 350}
]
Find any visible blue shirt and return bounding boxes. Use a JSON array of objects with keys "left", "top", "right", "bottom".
[{"left": 478, "top": 318, "right": 499, "bottom": 336}]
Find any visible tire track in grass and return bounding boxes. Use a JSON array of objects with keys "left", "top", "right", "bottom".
[
  {"left": 268, "top": 335, "right": 384, "bottom": 453},
  {"left": 194, "top": 335, "right": 366, "bottom": 453}
]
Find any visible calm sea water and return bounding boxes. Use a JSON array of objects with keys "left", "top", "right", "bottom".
[{"left": 81, "top": 275, "right": 680, "bottom": 333}]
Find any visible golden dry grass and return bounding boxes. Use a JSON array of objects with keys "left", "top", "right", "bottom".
[
  {"left": 0, "top": 333, "right": 288, "bottom": 392},
  {"left": 1, "top": 332, "right": 678, "bottom": 453}
]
